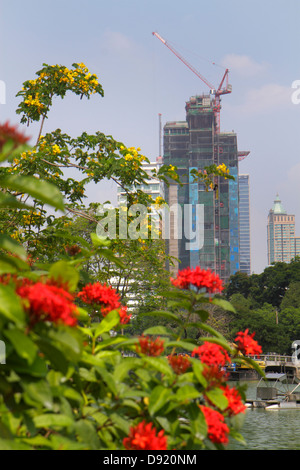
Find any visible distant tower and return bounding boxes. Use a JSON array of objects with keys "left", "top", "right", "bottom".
[
  {"left": 267, "top": 194, "right": 300, "bottom": 264},
  {"left": 238, "top": 174, "right": 251, "bottom": 275}
]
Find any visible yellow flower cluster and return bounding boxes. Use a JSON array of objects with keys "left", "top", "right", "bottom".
[
  {"left": 155, "top": 196, "right": 165, "bottom": 206},
  {"left": 120, "top": 145, "right": 146, "bottom": 169},
  {"left": 52, "top": 144, "right": 61, "bottom": 155},
  {"left": 22, "top": 210, "right": 42, "bottom": 226},
  {"left": 217, "top": 163, "right": 229, "bottom": 174},
  {"left": 52, "top": 63, "right": 99, "bottom": 94},
  {"left": 8, "top": 150, "right": 36, "bottom": 173},
  {"left": 24, "top": 92, "right": 44, "bottom": 113}
]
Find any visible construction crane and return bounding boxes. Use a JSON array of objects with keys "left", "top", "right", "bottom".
[{"left": 152, "top": 31, "right": 232, "bottom": 134}]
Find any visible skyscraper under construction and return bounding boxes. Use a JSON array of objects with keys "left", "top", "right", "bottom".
[{"left": 163, "top": 94, "right": 240, "bottom": 284}]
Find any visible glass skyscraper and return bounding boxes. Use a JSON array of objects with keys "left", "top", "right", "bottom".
[
  {"left": 163, "top": 94, "right": 240, "bottom": 283},
  {"left": 238, "top": 174, "right": 251, "bottom": 275}
]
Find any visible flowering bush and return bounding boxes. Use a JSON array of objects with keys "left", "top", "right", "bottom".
[
  {"left": 0, "top": 256, "right": 263, "bottom": 450},
  {"left": 0, "top": 64, "right": 264, "bottom": 450}
]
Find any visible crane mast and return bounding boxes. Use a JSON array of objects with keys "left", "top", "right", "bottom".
[{"left": 152, "top": 31, "right": 232, "bottom": 134}]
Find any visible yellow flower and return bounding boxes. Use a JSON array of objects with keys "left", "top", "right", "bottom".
[{"left": 52, "top": 144, "right": 61, "bottom": 155}]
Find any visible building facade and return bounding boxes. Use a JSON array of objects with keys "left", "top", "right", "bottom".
[
  {"left": 267, "top": 194, "right": 300, "bottom": 264},
  {"left": 238, "top": 174, "right": 251, "bottom": 275},
  {"left": 163, "top": 94, "right": 240, "bottom": 283}
]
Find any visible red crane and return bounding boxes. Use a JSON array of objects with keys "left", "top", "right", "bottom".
[{"left": 152, "top": 31, "right": 232, "bottom": 134}]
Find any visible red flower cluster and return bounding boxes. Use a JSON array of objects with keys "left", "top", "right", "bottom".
[
  {"left": 192, "top": 342, "right": 230, "bottom": 368},
  {"left": 0, "top": 120, "right": 30, "bottom": 151},
  {"left": 123, "top": 421, "right": 167, "bottom": 450},
  {"left": 171, "top": 266, "right": 223, "bottom": 294},
  {"left": 77, "top": 282, "right": 120, "bottom": 314},
  {"left": 200, "top": 405, "right": 230, "bottom": 445},
  {"left": 202, "top": 364, "right": 228, "bottom": 387},
  {"left": 221, "top": 385, "right": 246, "bottom": 416},
  {"left": 16, "top": 281, "right": 78, "bottom": 327},
  {"left": 168, "top": 354, "right": 191, "bottom": 375},
  {"left": 77, "top": 282, "right": 131, "bottom": 324},
  {"left": 136, "top": 335, "right": 165, "bottom": 357},
  {"left": 235, "top": 329, "right": 262, "bottom": 356},
  {"left": 119, "top": 305, "right": 132, "bottom": 325}
]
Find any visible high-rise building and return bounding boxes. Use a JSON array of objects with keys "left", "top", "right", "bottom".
[
  {"left": 163, "top": 94, "right": 240, "bottom": 283},
  {"left": 117, "top": 160, "right": 164, "bottom": 206},
  {"left": 267, "top": 194, "right": 300, "bottom": 264},
  {"left": 238, "top": 174, "right": 251, "bottom": 275}
]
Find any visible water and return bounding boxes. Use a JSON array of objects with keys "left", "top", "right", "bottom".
[{"left": 229, "top": 381, "right": 300, "bottom": 450}]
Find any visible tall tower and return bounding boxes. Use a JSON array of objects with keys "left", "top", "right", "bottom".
[
  {"left": 163, "top": 95, "right": 239, "bottom": 283},
  {"left": 238, "top": 174, "right": 251, "bottom": 275},
  {"left": 267, "top": 194, "right": 300, "bottom": 264}
]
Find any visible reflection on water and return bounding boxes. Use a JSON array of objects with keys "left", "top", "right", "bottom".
[{"left": 229, "top": 381, "right": 300, "bottom": 450}]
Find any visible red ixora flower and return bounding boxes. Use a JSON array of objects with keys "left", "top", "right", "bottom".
[
  {"left": 16, "top": 281, "right": 78, "bottom": 327},
  {"left": 123, "top": 421, "right": 167, "bottom": 450},
  {"left": 200, "top": 405, "right": 230, "bottom": 445},
  {"left": 234, "top": 329, "right": 262, "bottom": 356},
  {"left": 77, "top": 282, "right": 121, "bottom": 314},
  {"left": 119, "top": 305, "right": 132, "bottom": 325},
  {"left": 136, "top": 335, "right": 164, "bottom": 357},
  {"left": 221, "top": 385, "right": 246, "bottom": 416},
  {"left": 192, "top": 342, "right": 231, "bottom": 368},
  {"left": 77, "top": 282, "right": 131, "bottom": 324},
  {"left": 202, "top": 364, "right": 228, "bottom": 387},
  {"left": 0, "top": 121, "right": 30, "bottom": 152},
  {"left": 168, "top": 354, "right": 191, "bottom": 375},
  {"left": 171, "top": 266, "right": 223, "bottom": 294}
]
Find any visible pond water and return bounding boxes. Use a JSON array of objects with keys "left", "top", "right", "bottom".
[{"left": 228, "top": 381, "right": 300, "bottom": 450}]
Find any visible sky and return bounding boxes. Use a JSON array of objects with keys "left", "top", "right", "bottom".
[{"left": 1, "top": 0, "right": 300, "bottom": 274}]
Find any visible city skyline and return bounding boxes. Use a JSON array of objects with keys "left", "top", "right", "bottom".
[{"left": 1, "top": 0, "right": 300, "bottom": 274}]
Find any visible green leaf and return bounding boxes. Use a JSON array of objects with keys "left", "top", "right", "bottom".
[
  {"left": 140, "top": 310, "right": 183, "bottom": 324},
  {"left": 0, "top": 284, "right": 25, "bottom": 325},
  {"left": 0, "top": 253, "right": 29, "bottom": 274},
  {"left": 165, "top": 340, "right": 197, "bottom": 352},
  {"left": 90, "top": 232, "right": 111, "bottom": 247},
  {"left": 94, "top": 310, "right": 120, "bottom": 337},
  {"left": 192, "top": 360, "right": 207, "bottom": 388},
  {"left": 211, "top": 297, "right": 236, "bottom": 313},
  {"left": 49, "top": 260, "right": 79, "bottom": 292},
  {"left": 0, "top": 235, "right": 27, "bottom": 260},
  {"left": 0, "top": 175, "right": 65, "bottom": 211},
  {"left": 205, "top": 387, "right": 228, "bottom": 411},
  {"left": 143, "top": 326, "right": 175, "bottom": 336},
  {"left": 113, "top": 358, "right": 140, "bottom": 382},
  {"left": 176, "top": 385, "right": 201, "bottom": 402},
  {"left": 74, "top": 419, "right": 101, "bottom": 450},
  {"left": 33, "top": 413, "right": 74, "bottom": 428},
  {"left": 0, "top": 191, "right": 31, "bottom": 209},
  {"left": 187, "top": 402, "right": 207, "bottom": 441},
  {"left": 143, "top": 356, "right": 173, "bottom": 377},
  {"left": 4, "top": 329, "right": 37, "bottom": 365},
  {"left": 36, "top": 339, "right": 69, "bottom": 374},
  {"left": 8, "top": 354, "right": 48, "bottom": 377},
  {"left": 148, "top": 386, "right": 172, "bottom": 416},
  {"left": 23, "top": 380, "right": 53, "bottom": 410}
]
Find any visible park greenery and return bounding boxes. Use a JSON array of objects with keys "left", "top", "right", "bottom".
[
  {"left": 224, "top": 259, "right": 300, "bottom": 355},
  {"left": 0, "top": 62, "right": 263, "bottom": 450}
]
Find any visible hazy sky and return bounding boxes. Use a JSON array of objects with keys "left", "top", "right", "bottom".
[{"left": 1, "top": 0, "right": 300, "bottom": 274}]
